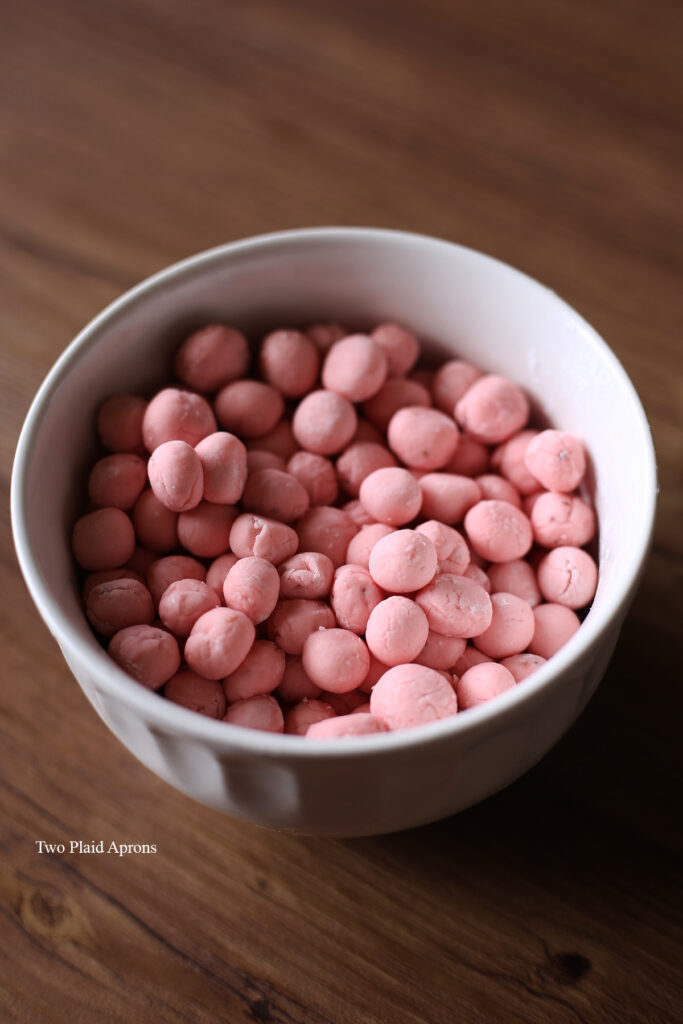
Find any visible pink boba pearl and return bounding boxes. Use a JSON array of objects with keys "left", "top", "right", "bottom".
[
  {"left": 464, "top": 500, "right": 533, "bottom": 563},
  {"left": 229, "top": 513, "right": 299, "bottom": 565},
  {"left": 205, "top": 553, "right": 238, "bottom": 600},
  {"left": 85, "top": 578, "right": 154, "bottom": 637},
  {"left": 214, "top": 380, "right": 285, "bottom": 438},
  {"left": 419, "top": 474, "right": 482, "bottom": 524},
  {"left": 88, "top": 454, "right": 147, "bottom": 510},
  {"left": 445, "top": 434, "right": 490, "bottom": 477},
  {"left": 319, "top": 689, "right": 367, "bottom": 715},
  {"left": 531, "top": 491, "right": 596, "bottom": 549},
  {"left": 266, "top": 599, "right": 336, "bottom": 655},
  {"left": 536, "top": 546, "right": 598, "bottom": 609},
  {"left": 177, "top": 501, "right": 236, "bottom": 557},
  {"left": 142, "top": 388, "right": 216, "bottom": 451},
  {"left": 453, "top": 645, "right": 492, "bottom": 676},
  {"left": 225, "top": 695, "right": 284, "bottom": 733},
  {"left": 455, "top": 375, "right": 529, "bottom": 444},
  {"left": 284, "top": 699, "right": 335, "bottom": 735},
  {"left": 158, "top": 579, "right": 220, "bottom": 636},
  {"left": 242, "top": 468, "right": 310, "bottom": 522},
  {"left": 146, "top": 555, "right": 206, "bottom": 606},
  {"left": 415, "top": 573, "right": 493, "bottom": 638},
  {"left": 414, "top": 631, "right": 466, "bottom": 670},
  {"left": 223, "top": 556, "right": 280, "bottom": 624},
  {"left": 72, "top": 507, "right": 136, "bottom": 571},
  {"left": 491, "top": 430, "right": 540, "bottom": 495},
  {"left": 292, "top": 390, "right": 358, "bottom": 456},
  {"left": 259, "top": 329, "right": 320, "bottom": 398},
  {"left": 415, "top": 521, "right": 470, "bottom": 575},
  {"left": 306, "top": 322, "right": 347, "bottom": 352},
  {"left": 370, "top": 664, "right": 458, "bottom": 730},
  {"left": 246, "top": 420, "right": 298, "bottom": 460},
  {"left": 148, "top": 440, "right": 204, "bottom": 513},
  {"left": 302, "top": 628, "right": 370, "bottom": 693},
  {"left": 368, "top": 529, "right": 438, "bottom": 593},
  {"left": 247, "top": 450, "right": 287, "bottom": 474},
  {"left": 487, "top": 559, "right": 541, "bottom": 606},
  {"left": 500, "top": 652, "right": 547, "bottom": 683},
  {"left": 132, "top": 490, "right": 178, "bottom": 553},
  {"left": 330, "top": 564, "right": 385, "bottom": 634},
  {"left": 108, "top": 624, "right": 180, "bottom": 689},
  {"left": 474, "top": 474, "right": 522, "bottom": 508},
  {"left": 456, "top": 662, "right": 516, "bottom": 710},
  {"left": 473, "top": 592, "right": 535, "bottom": 659},
  {"left": 342, "top": 499, "right": 376, "bottom": 527},
  {"left": 96, "top": 394, "right": 146, "bottom": 453},
  {"left": 174, "top": 324, "right": 249, "bottom": 393},
  {"left": 307, "top": 713, "right": 388, "bottom": 739},
  {"left": 295, "top": 506, "right": 358, "bottom": 567},
  {"left": 371, "top": 322, "right": 420, "bottom": 377},
  {"left": 345, "top": 523, "right": 395, "bottom": 569},
  {"left": 275, "top": 656, "right": 323, "bottom": 703},
  {"left": 82, "top": 568, "right": 143, "bottom": 602},
  {"left": 463, "top": 563, "right": 492, "bottom": 593},
  {"left": 359, "top": 467, "right": 422, "bottom": 526},
  {"left": 529, "top": 603, "right": 581, "bottom": 658},
  {"left": 194, "top": 431, "right": 247, "bottom": 505},
  {"left": 336, "top": 442, "right": 397, "bottom": 498},
  {"left": 322, "top": 334, "right": 388, "bottom": 402},
  {"left": 524, "top": 430, "right": 587, "bottom": 492},
  {"left": 286, "top": 451, "right": 339, "bottom": 507},
  {"left": 362, "top": 378, "right": 431, "bottom": 432},
  {"left": 387, "top": 406, "right": 459, "bottom": 470},
  {"left": 431, "top": 359, "right": 483, "bottom": 413},
  {"left": 185, "top": 607, "right": 255, "bottom": 679},
  {"left": 278, "top": 552, "right": 335, "bottom": 599},
  {"left": 165, "top": 670, "right": 227, "bottom": 719},
  {"left": 365, "top": 596, "right": 429, "bottom": 666},
  {"left": 222, "top": 639, "right": 286, "bottom": 701}
]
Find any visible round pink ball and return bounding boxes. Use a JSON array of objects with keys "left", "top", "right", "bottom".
[
  {"left": 537, "top": 546, "right": 598, "bottom": 609},
  {"left": 266, "top": 599, "right": 336, "bottom": 655},
  {"left": 259, "top": 329, "right": 320, "bottom": 398},
  {"left": 286, "top": 451, "right": 339, "bottom": 507},
  {"left": 414, "top": 630, "right": 466, "bottom": 671},
  {"left": 415, "top": 521, "right": 470, "bottom": 575},
  {"left": 88, "top": 454, "right": 147, "bottom": 511},
  {"left": 278, "top": 551, "right": 335, "bottom": 600},
  {"left": 370, "top": 664, "right": 458, "bottom": 730},
  {"left": 362, "top": 378, "right": 431, "bottom": 431},
  {"left": 204, "top": 553, "right": 238, "bottom": 600},
  {"left": 174, "top": 324, "right": 249, "bottom": 393},
  {"left": 177, "top": 501, "right": 236, "bottom": 557},
  {"left": 529, "top": 603, "right": 581, "bottom": 658},
  {"left": 108, "top": 624, "right": 180, "bottom": 689},
  {"left": 229, "top": 513, "right": 299, "bottom": 565},
  {"left": 158, "top": 579, "right": 220, "bottom": 637},
  {"left": 148, "top": 440, "right": 204, "bottom": 513},
  {"left": 500, "top": 652, "right": 547, "bottom": 682},
  {"left": 295, "top": 506, "right": 358, "bottom": 568},
  {"left": 415, "top": 573, "right": 493, "bottom": 638},
  {"left": 345, "top": 523, "right": 395, "bottom": 570},
  {"left": 222, "top": 640, "right": 286, "bottom": 701},
  {"left": 330, "top": 564, "right": 384, "bottom": 634},
  {"left": 85, "top": 578, "right": 154, "bottom": 637},
  {"left": 302, "top": 628, "right": 370, "bottom": 693},
  {"left": 214, "top": 380, "right": 284, "bottom": 438},
  {"left": 72, "top": 507, "right": 136, "bottom": 571},
  {"left": 491, "top": 430, "right": 540, "bottom": 495},
  {"left": 387, "top": 406, "right": 459, "bottom": 470},
  {"left": 132, "top": 490, "right": 178, "bottom": 553},
  {"left": 224, "top": 695, "right": 284, "bottom": 733},
  {"left": 473, "top": 591, "right": 536, "bottom": 659},
  {"left": 524, "top": 430, "right": 586, "bottom": 492},
  {"left": 368, "top": 529, "right": 437, "bottom": 593},
  {"left": 275, "top": 656, "right": 322, "bottom": 703},
  {"left": 292, "top": 390, "right": 358, "bottom": 456},
  {"left": 146, "top": 555, "right": 206, "bottom": 606},
  {"left": 456, "top": 662, "right": 516, "bottom": 710},
  {"left": 455, "top": 375, "right": 529, "bottom": 444},
  {"left": 223, "top": 556, "right": 280, "bottom": 624},
  {"left": 431, "top": 359, "right": 482, "bottom": 413},
  {"left": 487, "top": 559, "right": 541, "bottom": 606},
  {"left": 419, "top": 473, "right": 482, "bottom": 524},
  {"left": 284, "top": 699, "right": 335, "bottom": 735},
  {"left": 194, "top": 431, "right": 247, "bottom": 505},
  {"left": 371, "top": 322, "right": 420, "bottom": 377},
  {"left": 322, "top": 334, "right": 388, "bottom": 402},
  {"left": 185, "top": 607, "right": 255, "bottom": 679},
  {"left": 336, "top": 442, "right": 397, "bottom": 498},
  {"left": 142, "top": 387, "right": 216, "bottom": 451},
  {"left": 531, "top": 491, "right": 596, "bottom": 549},
  {"left": 464, "top": 500, "right": 533, "bottom": 563},
  {"left": 165, "top": 670, "right": 227, "bottom": 719},
  {"left": 359, "top": 467, "right": 422, "bottom": 526},
  {"left": 364, "top": 596, "right": 429, "bottom": 666},
  {"left": 242, "top": 468, "right": 310, "bottom": 523}
]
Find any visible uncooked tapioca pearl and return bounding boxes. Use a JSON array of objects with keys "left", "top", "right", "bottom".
[
  {"left": 85, "top": 578, "right": 154, "bottom": 637},
  {"left": 274, "top": 656, "right": 323, "bottom": 703},
  {"left": 229, "top": 513, "right": 299, "bottom": 565},
  {"left": 500, "top": 653, "right": 547, "bottom": 682},
  {"left": 82, "top": 568, "right": 143, "bottom": 602},
  {"left": 174, "top": 324, "right": 249, "bottom": 392},
  {"left": 415, "top": 521, "right": 470, "bottom": 575},
  {"left": 345, "top": 523, "right": 396, "bottom": 569},
  {"left": 177, "top": 502, "right": 236, "bottom": 558},
  {"left": 292, "top": 390, "right": 358, "bottom": 456},
  {"left": 456, "top": 663, "right": 516, "bottom": 710},
  {"left": 286, "top": 451, "right": 339, "bottom": 506},
  {"left": 247, "top": 450, "right": 287, "bottom": 474},
  {"left": 455, "top": 375, "right": 529, "bottom": 444},
  {"left": 370, "top": 323, "right": 420, "bottom": 377},
  {"left": 165, "top": 671, "right": 227, "bottom": 719},
  {"left": 242, "top": 468, "right": 310, "bottom": 523},
  {"left": 431, "top": 359, "right": 483, "bottom": 413},
  {"left": 278, "top": 551, "right": 335, "bottom": 600},
  {"left": 259, "top": 329, "right": 320, "bottom": 398},
  {"left": 536, "top": 546, "right": 598, "bottom": 609},
  {"left": 419, "top": 474, "right": 482, "bottom": 524},
  {"left": 322, "top": 334, "right": 388, "bottom": 402},
  {"left": 284, "top": 699, "right": 336, "bottom": 735},
  {"left": 245, "top": 420, "right": 298, "bottom": 460},
  {"left": 146, "top": 555, "right": 206, "bottom": 606},
  {"left": 472, "top": 592, "right": 535, "bottom": 659},
  {"left": 387, "top": 406, "right": 459, "bottom": 470},
  {"left": 224, "top": 695, "right": 285, "bottom": 733},
  {"left": 336, "top": 442, "right": 397, "bottom": 497},
  {"left": 158, "top": 579, "right": 220, "bottom": 636},
  {"left": 223, "top": 556, "right": 280, "bottom": 624},
  {"left": 463, "top": 563, "right": 492, "bottom": 593},
  {"left": 370, "top": 664, "right": 458, "bottom": 730},
  {"left": 194, "top": 432, "right": 247, "bottom": 505},
  {"left": 531, "top": 491, "right": 596, "bottom": 548},
  {"left": 330, "top": 564, "right": 384, "bottom": 634},
  {"left": 302, "top": 628, "right": 370, "bottom": 693},
  {"left": 445, "top": 434, "right": 490, "bottom": 477},
  {"left": 464, "top": 500, "right": 533, "bottom": 563},
  {"left": 414, "top": 630, "right": 466, "bottom": 670},
  {"left": 295, "top": 506, "right": 358, "bottom": 568},
  {"left": 453, "top": 645, "right": 492, "bottom": 676},
  {"left": 148, "top": 440, "right": 204, "bottom": 513},
  {"left": 222, "top": 640, "right": 286, "bottom": 701},
  {"left": 524, "top": 430, "right": 586, "bottom": 492},
  {"left": 487, "top": 559, "right": 541, "bottom": 606},
  {"left": 142, "top": 388, "right": 216, "bottom": 452},
  {"left": 474, "top": 474, "right": 521, "bottom": 508},
  {"left": 266, "top": 599, "right": 336, "bottom": 655},
  {"left": 490, "top": 430, "right": 540, "bottom": 494},
  {"left": 88, "top": 454, "right": 147, "bottom": 511},
  {"left": 108, "top": 624, "right": 181, "bottom": 689},
  {"left": 205, "top": 553, "right": 238, "bottom": 600},
  {"left": 342, "top": 499, "right": 376, "bottom": 527},
  {"left": 528, "top": 603, "right": 581, "bottom": 658},
  {"left": 359, "top": 467, "right": 422, "bottom": 526},
  {"left": 185, "top": 606, "right": 255, "bottom": 679},
  {"left": 362, "top": 378, "right": 431, "bottom": 431},
  {"left": 72, "top": 507, "right": 136, "bottom": 571},
  {"left": 415, "top": 573, "right": 493, "bottom": 638},
  {"left": 214, "top": 380, "right": 285, "bottom": 438},
  {"left": 307, "top": 713, "right": 388, "bottom": 739},
  {"left": 368, "top": 529, "right": 437, "bottom": 593},
  {"left": 365, "top": 596, "right": 429, "bottom": 666},
  {"left": 97, "top": 394, "right": 146, "bottom": 453},
  {"left": 132, "top": 490, "right": 178, "bottom": 553},
  {"left": 319, "top": 689, "right": 367, "bottom": 715},
  {"left": 306, "top": 322, "right": 347, "bottom": 352}
]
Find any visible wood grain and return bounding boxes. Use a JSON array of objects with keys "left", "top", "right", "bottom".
[{"left": 1, "top": 1, "right": 682, "bottom": 1021}]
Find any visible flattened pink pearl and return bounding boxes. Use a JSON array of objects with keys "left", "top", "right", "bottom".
[
  {"left": 322, "top": 334, "right": 388, "bottom": 402},
  {"left": 284, "top": 699, "right": 335, "bottom": 735},
  {"left": 142, "top": 387, "right": 216, "bottom": 451},
  {"left": 414, "top": 631, "right": 466, "bottom": 670},
  {"left": 445, "top": 434, "right": 490, "bottom": 477},
  {"left": 286, "top": 451, "right": 339, "bottom": 506},
  {"left": 419, "top": 474, "right": 481, "bottom": 524},
  {"left": 177, "top": 501, "right": 237, "bottom": 557},
  {"left": 132, "top": 490, "right": 178, "bottom": 553},
  {"left": 214, "top": 380, "right": 284, "bottom": 438},
  {"left": 474, "top": 474, "right": 522, "bottom": 508},
  {"left": 336, "top": 442, "right": 397, "bottom": 498},
  {"left": 359, "top": 467, "right": 422, "bottom": 526},
  {"left": 455, "top": 374, "right": 529, "bottom": 444},
  {"left": 96, "top": 394, "right": 146, "bottom": 453},
  {"left": 72, "top": 508, "right": 136, "bottom": 571},
  {"left": 205, "top": 553, "right": 238, "bottom": 600},
  {"left": 146, "top": 554, "right": 206, "bottom": 606},
  {"left": 85, "top": 578, "right": 154, "bottom": 637},
  {"left": 148, "top": 440, "right": 204, "bottom": 512},
  {"left": 306, "top": 322, "right": 347, "bottom": 352},
  {"left": 345, "top": 523, "right": 395, "bottom": 569},
  {"left": 108, "top": 624, "right": 180, "bottom": 689},
  {"left": 185, "top": 607, "right": 255, "bottom": 679},
  {"left": 387, "top": 406, "right": 459, "bottom": 470},
  {"left": 302, "top": 628, "right": 370, "bottom": 693},
  {"left": 194, "top": 431, "right": 247, "bottom": 505},
  {"left": 415, "top": 521, "right": 470, "bottom": 575},
  {"left": 531, "top": 491, "right": 596, "bottom": 548},
  {"left": 473, "top": 591, "right": 535, "bottom": 659},
  {"left": 295, "top": 506, "right": 358, "bottom": 568},
  {"left": 223, "top": 556, "right": 280, "bottom": 623},
  {"left": 370, "top": 664, "right": 458, "bottom": 730},
  {"left": 165, "top": 670, "right": 227, "bottom": 718},
  {"left": 368, "top": 529, "right": 437, "bottom": 593},
  {"left": 224, "top": 695, "right": 284, "bottom": 733},
  {"left": 362, "top": 378, "right": 431, "bottom": 431},
  {"left": 456, "top": 662, "right": 515, "bottom": 710},
  {"left": 371, "top": 322, "right": 420, "bottom": 377},
  {"left": 274, "top": 656, "right": 322, "bottom": 703},
  {"left": 491, "top": 430, "right": 540, "bottom": 494},
  {"left": 464, "top": 500, "right": 533, "bottom": 563},
  {"left": 365, "top": 596, "right": 429, "bottom": 665},
  {"left": 529, "top": 603, "right": 581, "bottom": 658},
  {"left": 266, "top": 599, "right": 336, "bottom": 654},
  {"left": 174, "top": 324, "right": 249, "bottom": 392},
  {"left": 415, "top": 573, "right": 493, "bottom": 638},
  {"left": 524, "top": 430, "right": 586, "bottom": 492},
  {"left": 242, "top": 468, "right": 310, "bottom": 522},
  {"left": 330, "top": 564, "right": 384, "bottom": 634},
  {"left": 158, "top": 579, "right": 220, "bottom": 636},
  {"left": 431, "top": 359, "right": 483, "bottom": 413},
  {"left": 260, "top": 329, "right": 320, "bottom": 398},
  {"left": 487, "top": 559, "right": 541, "bottom": 606},
  {"left": 88, "top": 454, "right": 147, "bottom": 510},
  {"left": 536, "top": 546, "right": 598, "bottom": 609},
  {"left": 307, "top": 713, "right": 388, "bottom": 739},
  {"left": 222, "top": 640, "right": 285, "bottom": 701},
  {"left": 229, "top": 513, "right": 299, "bottom": 565},
  {"left": 278, "top": 551, "right": 335, "bottom": 599},
  {"left": 292, "top": 390, "right": 357, "bottom": 455},
  {"left": 500, "top": 652, "right": 547, "bottom": 682}
]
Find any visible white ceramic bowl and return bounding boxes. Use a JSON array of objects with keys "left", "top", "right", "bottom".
[{"left": 11, "top": 228, "right": 656, "bottom": 836}]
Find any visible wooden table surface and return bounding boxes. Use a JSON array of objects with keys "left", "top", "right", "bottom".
[{"left": 2, "top": 1, "right": 682, "bottom": 1021}]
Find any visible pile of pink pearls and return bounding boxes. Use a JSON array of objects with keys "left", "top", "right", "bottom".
[{"left": 72, "top": 321, "right": 598, "bottom": 740}]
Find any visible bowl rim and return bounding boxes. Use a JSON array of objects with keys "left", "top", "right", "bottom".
[{"left": 11, "top": 226, "right": 658, "bottom": 757}]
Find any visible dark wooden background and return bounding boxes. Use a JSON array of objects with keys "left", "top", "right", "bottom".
[{"left": 1, "top": 1, "right": 681, "bottom": 1021}]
